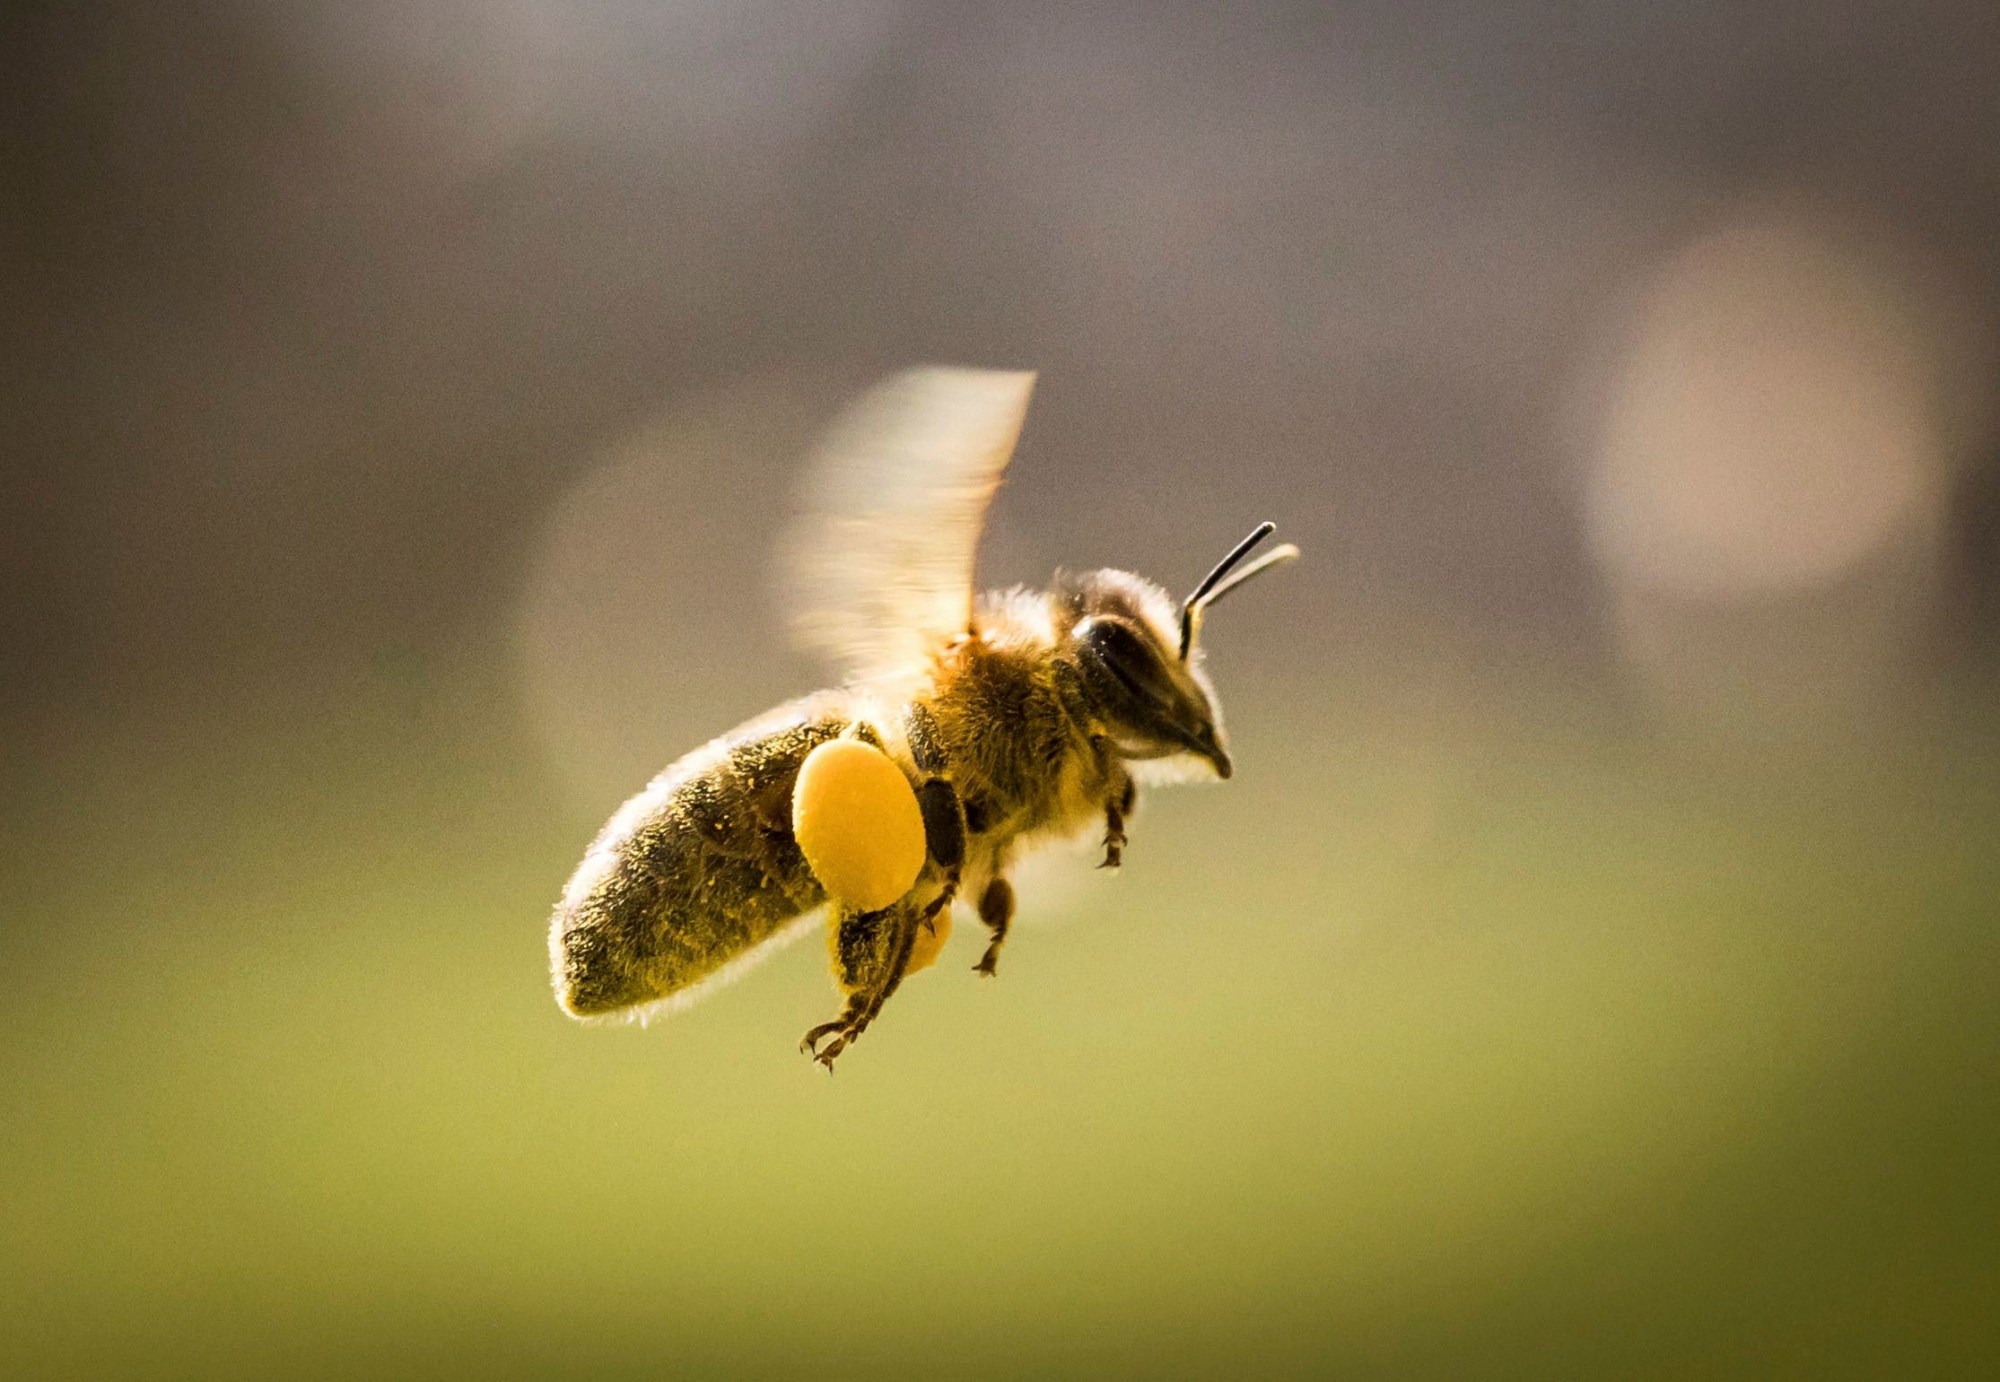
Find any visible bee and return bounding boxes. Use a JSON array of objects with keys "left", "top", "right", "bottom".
[{"left": 548, "top": 368, "right": 1298, "bottom": 1067}]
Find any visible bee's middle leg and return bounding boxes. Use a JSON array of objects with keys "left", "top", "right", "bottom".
[
  {"left": 907, "top": 707, "right": 968, "bottom": 934},
  {"left": 802, "top": 900, "right": 921, "bottom": 1070},
  {"left": 915, "top": 777, "right": 966, "bottom": 932}
]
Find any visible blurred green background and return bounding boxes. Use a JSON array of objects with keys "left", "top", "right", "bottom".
[{"left": 6, "top": 3, "right": 1999, "bottom": 1377}]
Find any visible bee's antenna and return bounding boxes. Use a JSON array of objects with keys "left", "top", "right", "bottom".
[{"left": 1178, "top": 521, "right": 1300, "bottom": 658}]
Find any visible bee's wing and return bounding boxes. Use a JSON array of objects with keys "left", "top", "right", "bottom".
[{"left": 784, "top": 367, "right": 1036, "bottom": 689}]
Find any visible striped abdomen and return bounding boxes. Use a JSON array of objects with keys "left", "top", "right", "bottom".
[{"left": 550, "top": 697, "right": 849, "bottom": 1018}]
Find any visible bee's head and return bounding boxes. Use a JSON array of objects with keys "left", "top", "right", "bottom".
[{"left": 1060, "top": 523, "right": 1298, "bottom": 780}]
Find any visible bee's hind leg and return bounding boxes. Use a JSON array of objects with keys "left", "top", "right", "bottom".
[{"left": 802, "top": 900, "right": 921, "bottom": 1070}]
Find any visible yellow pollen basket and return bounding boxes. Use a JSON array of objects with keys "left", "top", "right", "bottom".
[
  {"left": 791, "top": 737, "right": 927, "bottom": 914},
  {"left": 905, "top": 906, "right": 951, "bottom": 974}
]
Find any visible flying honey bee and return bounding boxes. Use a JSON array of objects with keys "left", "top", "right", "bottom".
[{"left": 549, "top": 368, "right": 1298, "bottom": 1067}]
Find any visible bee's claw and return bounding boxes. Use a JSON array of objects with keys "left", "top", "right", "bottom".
[
  {"left": 800, "top": 1019, "right": 845, "bottom": 1057},
  {"left": 973, "top": 949, "right": 1001, "bottom": 977},
  {"left": 919, "top": 878, "right": 956, "bottom": 935},
  {"left": 1098, "top": 827, "right": 1127, "bottom": 870},
  {"left": 803, "top": 1013, "right": 871, "bottom": 1068}
]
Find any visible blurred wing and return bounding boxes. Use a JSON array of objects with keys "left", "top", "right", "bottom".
[{"left": 785, "top": 367, "right": 1036, "bottom": 688}]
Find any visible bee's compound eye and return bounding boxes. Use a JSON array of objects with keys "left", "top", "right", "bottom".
[
  {"left": 792, "top": 738, "right": 926, "bottom": 912},
  {"left": 1076, "top": 616, "right": 1174, "bottom": 711}
]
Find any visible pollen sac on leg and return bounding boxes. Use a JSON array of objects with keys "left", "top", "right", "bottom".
[
  {"left": 792, "top": 737, "right": 925, "bottom": 912},
  {"left": 905, "top": 904, "right": 952, "bottom": 975}
]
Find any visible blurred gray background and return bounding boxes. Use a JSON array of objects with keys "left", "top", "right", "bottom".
[{"left": 5, "top": 3, "right": 1999, "bottom": 1377}]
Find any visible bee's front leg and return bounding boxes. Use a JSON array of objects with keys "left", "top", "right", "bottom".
[
  {"left": 1100, "top": 773, "right": 1136, "bottom": 870},
  {"left": 973, "top": 876, "right": 1013, "bottom": 977}
]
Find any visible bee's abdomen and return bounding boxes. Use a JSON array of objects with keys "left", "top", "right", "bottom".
[{"left": 550, "top": 707, "right": 842, "bottom": 1017}]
